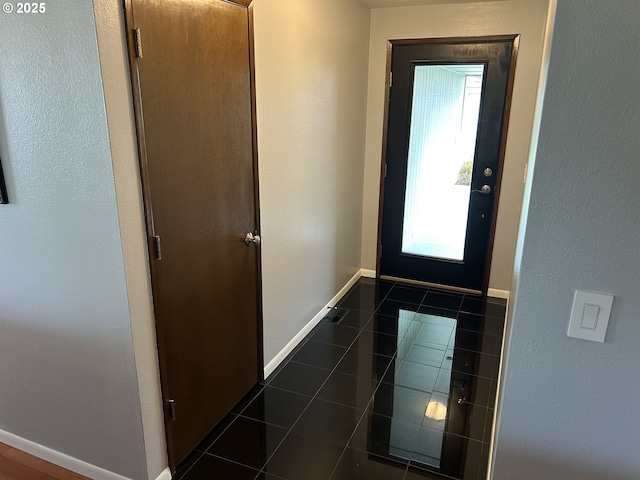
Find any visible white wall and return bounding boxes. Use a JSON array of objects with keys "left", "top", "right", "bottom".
[
  {"left": 361, "top": 0, "right": 551, "bottom": 292},
  {"left": 493, "top": 1, "right": 640, "bottom": 478},
  {"left": 0, "top": 2, "right": 149, "bottom": 479},
  {"left": 253, "top": 0, "right": 371, "bottom": 366}
]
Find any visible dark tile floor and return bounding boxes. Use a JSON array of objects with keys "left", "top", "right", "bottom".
[{"left": 175, "top": 278, "right": 506, "bottom": 480}]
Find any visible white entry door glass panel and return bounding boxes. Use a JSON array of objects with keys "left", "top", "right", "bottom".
[{"left": 401, "top": 64, "right": 485, "bottom": 261}]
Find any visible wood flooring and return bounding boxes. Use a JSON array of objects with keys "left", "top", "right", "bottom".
[{"left": 0, "top": 443, "right": 89, "bottom": 480}]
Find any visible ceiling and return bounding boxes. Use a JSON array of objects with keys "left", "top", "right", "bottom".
[{"left": 357, "top": 0, "right": 508, "bottom": 8}]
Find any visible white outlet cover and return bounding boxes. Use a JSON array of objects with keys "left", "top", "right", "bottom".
[{"left": 568, "top": 290, "right": 614, "bottom": 343}]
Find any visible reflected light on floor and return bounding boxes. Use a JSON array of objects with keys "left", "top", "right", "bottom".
[{"left": 425, "top": 401, "right": 447, "bottom": 421}]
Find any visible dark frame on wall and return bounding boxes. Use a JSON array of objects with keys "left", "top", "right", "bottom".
[{"left": 0, "top": 156, "right": 8, "bottom": 204}]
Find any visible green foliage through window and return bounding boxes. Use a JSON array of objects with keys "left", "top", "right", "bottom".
[{"left": 456, "top": 160, "right": 473, "bottom": 185}]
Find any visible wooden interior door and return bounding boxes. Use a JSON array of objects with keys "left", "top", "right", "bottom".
[{"left": 124, "top": 0, "right": 262, "bottom": 470}]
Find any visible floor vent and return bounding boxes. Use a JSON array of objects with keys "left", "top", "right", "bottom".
[{"left": 324, "top": 307, "right": 350, "bottom": 323}]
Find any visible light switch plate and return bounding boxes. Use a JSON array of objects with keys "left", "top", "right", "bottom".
[{"left": 568, "top": 290, "right": 614, "bottom": 343}]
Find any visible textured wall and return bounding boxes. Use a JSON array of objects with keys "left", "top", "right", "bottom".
[
  {"left": 493, "top": 1, "right": 640, "bottom": 478},
  {"left": 253, "top": 0, "right": 371, "bottom": 365},
  {"left": 0, "top": 3, "right": 147, "bottom": 479},
  {"left": 361, "top": 0, "right": 550, "bottom": 293}
]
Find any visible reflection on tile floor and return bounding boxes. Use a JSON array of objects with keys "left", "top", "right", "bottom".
[{"left": 175, "top": 278, "right": 506, "bottom": 480}]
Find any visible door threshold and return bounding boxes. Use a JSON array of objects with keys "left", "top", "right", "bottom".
[{"left": 380, "top": 275, "right": 482, "bottom": 296}]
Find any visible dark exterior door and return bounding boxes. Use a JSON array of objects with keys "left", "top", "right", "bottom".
[
  {"left": 379, "top": 37, "right": 518, "bottom": 293},
  {"left": 125, "top": 0, "right": 261, "bottom": 470}
]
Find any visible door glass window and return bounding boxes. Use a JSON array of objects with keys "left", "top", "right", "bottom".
[{"left": 401, "top": 64, "right": 485, "bottom": 261}]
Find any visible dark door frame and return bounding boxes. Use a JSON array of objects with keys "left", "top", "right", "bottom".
[
  {"left": 376, "top": 35, "right": 519, "bottom": 294},
  {"left": 122, "top": 0, "right": 264, "bottom": 471}
]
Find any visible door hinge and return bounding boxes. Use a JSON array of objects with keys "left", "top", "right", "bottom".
[
  {"left": 134, "top": 28, "right": 143, "bottom": 58},
  {"left": 167, "top": 399, "right": 176, "bottom": 421},
  {"left": 389, "top": 72, "right": 393, "bottom": 87},
  {"left": 153, "top": 235, "right": 162, "bottom": 260},
  {"left": 384, "top": 163, "right": 388, "bottom": 178}
]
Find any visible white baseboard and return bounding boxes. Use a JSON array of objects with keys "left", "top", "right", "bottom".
[
  {"left": 155, "top": 467, "right": 172, "bottom": 480},
  {"left": 0, "top": 429, "right": 135, "bottom": 479},
  {"left": 360, "top": 269, "right": 376, "bottom": 278},
  {"left": 263, "top": 269, "right": 362, "bottom": 379},
  {"left": 487, "top": 288, "right": 510, "bottom": 300}
]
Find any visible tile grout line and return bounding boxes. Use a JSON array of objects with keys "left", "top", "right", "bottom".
[
  {"left": 328, "top": 348, "right": 406, "bottom": 480},
  {"left": 336, "top": 284, "right": 432, "bottom": 479},
  {"left": 255, "top": 280, "right": 387, "bottom": 479},
  {"left": 183, "top": 278, "right": 502, "bottom": 479},
  {"left": 258, "top": 279, "right": 400, "bottom": 479},
  {"left": 173, "top": 449, "right": 207, "bottom": 480}
]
